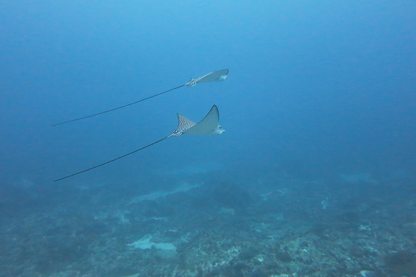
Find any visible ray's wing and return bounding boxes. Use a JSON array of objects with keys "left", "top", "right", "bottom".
[
  {"left": 183, "top": 105, "right": 220, "bottom": 135},
  {"left": 196, "top": 69, "right": 229, "bottom": 83},
  {"left": 186, "top": 69, "right": 229, "bottom": 87},
  {"left": 172, "top": 114, "right": 197, "bottom": 136}
]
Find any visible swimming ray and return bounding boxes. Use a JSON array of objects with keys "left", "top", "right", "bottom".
[
  {"left": 54, "top": 105, "right": 224, "bottom": 182},
  {"left": 51, "top": 69, "right": 229, "bottom": 127}
]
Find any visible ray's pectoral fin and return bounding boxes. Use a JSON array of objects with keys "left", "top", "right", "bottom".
[
  {"left": 175, "top": 105, "right": 225, "bottom": 136},
  {"left": 185, "top": 69, "right": 229, "bottom": 87},
  {"left": 195, "top": 69, "right": 229, "bottom": 84}
]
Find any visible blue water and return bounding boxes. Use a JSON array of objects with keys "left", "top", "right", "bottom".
[{"left": 1, "top": 1, "right": 415, "bottom": 276}]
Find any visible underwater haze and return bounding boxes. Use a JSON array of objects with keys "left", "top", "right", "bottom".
[{"left": 1, "top": 1, "right": 416, "bottom": 276}]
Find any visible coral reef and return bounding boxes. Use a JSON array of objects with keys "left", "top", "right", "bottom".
[{"left": 1, "top": 173, "right": 415, "bottom": 276}]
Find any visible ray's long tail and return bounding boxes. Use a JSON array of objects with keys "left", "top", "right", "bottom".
[
  {"left": 54, "top": 136, "right": 170, "bottom": 182},
  {"left": 51, "top": 84, "right": 185, "bottom": 127}
]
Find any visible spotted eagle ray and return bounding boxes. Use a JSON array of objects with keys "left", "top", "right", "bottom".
[
  {"left": 51, "top": 69, "right": 229, "bottom": 126},
  {"left": 54, "top": 105, "right": 224, "bottom": 182}
]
